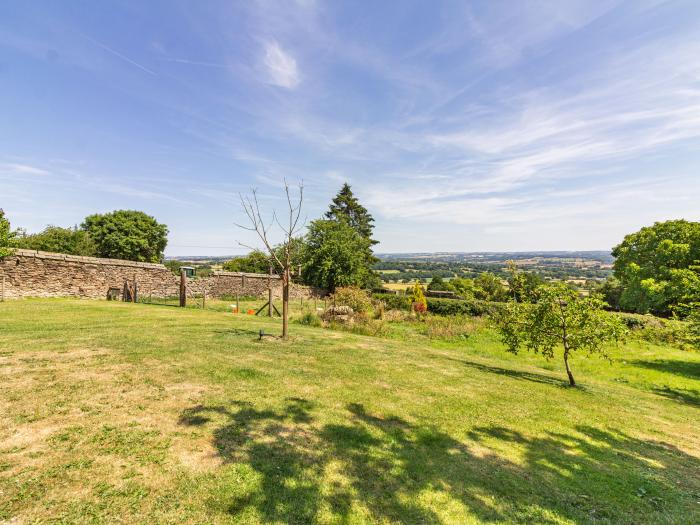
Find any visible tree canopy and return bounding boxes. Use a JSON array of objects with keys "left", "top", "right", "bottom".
[
  {"left": 223, "top": 250, "right": 272, "bottom": 274},
  {"left": 301, "top": 219, "right": 375, "bottom": 291},
  {"left": 82, "top": 210, "right": 168, "bottom": 263},
  {"left": 612, "top": 220, "right": 700, "bottom": 316},
  {"left": 0, "top": 209, "right": 17, "bottom": 257},
  {"left": 16, "top": 226, "right": 97, "bottom": 256},
  {"left": 325, "top": 183, "right": 377, "bottom": 244},
  {"left": 496, "top": 283, "right": 627, "bottom": 386}
]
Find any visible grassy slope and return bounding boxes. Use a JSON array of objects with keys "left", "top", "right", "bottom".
[{"left": 0, "top": 299, "right": 698, "bottom": 525}]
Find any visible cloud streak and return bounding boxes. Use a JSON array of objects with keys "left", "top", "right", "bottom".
[{"left": 262, "top": 40, "right": 300, "bottom": 88}]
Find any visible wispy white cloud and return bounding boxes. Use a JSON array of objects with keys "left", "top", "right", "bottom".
[
  {"left": 262, "top": 40, "right": 300, "bottom": 88},
  {"left": 0, "top": 163, "right": 50, "bottom": 176}
]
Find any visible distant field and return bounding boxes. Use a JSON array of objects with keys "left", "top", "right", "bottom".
[{"left": 1, "top": 299, "right": 698, "bottom": 524}]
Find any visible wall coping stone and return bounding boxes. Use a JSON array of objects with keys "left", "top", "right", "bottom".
[
  {"left": 213, "top": 270, "right": 281, "bottom": 280},
  {"left": 13, "top": 249, "right": 167, "bottom": 270}
]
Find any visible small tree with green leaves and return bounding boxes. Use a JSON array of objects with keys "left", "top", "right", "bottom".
[
  {"left": 427, "top": 274, "right": 447, "bottom": 291},
  {"left": 410, "top": 282, "right": 427, "bottom": 313},
  {"left": 0, "top": 209, "right": 18, "bottom": 257},
  {"left": 496, "top": 283, "right": 627, "bottom": 386}
]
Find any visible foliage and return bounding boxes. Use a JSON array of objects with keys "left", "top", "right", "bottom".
[
  {"left": 321, "top": 183, "right": 380, "bottom": 288},
  {"left": 426, "top": 297, "right": 499, "bottom": 317},
  {"left": 612, "top": 220, "right": 700, "bottom": 316},
  {"left": 297, "top": 311, "right": 323, "bottom": 327},
  {"left": 473, "top": 272, "right": 508, "bottom": 302},
  {"left": 688, "top": 306, "right": 700, "bottom": 349},
  {"left": 0, "top": 208, "right": 18, "bottom": 257},
  {"left": 82, "top": 210, "right": 168, "bottom": 263},
  {"left": 596, "top": 277, "right": 624, "bottom": 310},
  {"left": 330, "top": 286, "right": 372, "bottom": 313},
  {"left": 427, "top": 274, "right": 448, "bottom": 291},
  {"left": 302, "top": 219, "right": 375, "bottom": 291},
  {"left": 325, "top": 183, "right": 377, "bottom": 245},
  {"left": 409, "top": 282, "right": 427, "bottom": 313},
  {"left": 372, "top": 293, "right": 499, "bottom": 317},
  {"left": 372, "top": 293, "right": 411, "bottom": 310},
  {"left": 496, "top": 283, "right": 627, "bottom": 386},
  {"left": 16, "top": 225, "right": 97, "bottom": 256},
  {"left": 506, "top": 261, "right": 543, "bottom": 302},
  {"left": 223, "top": 250, "right": 271, "bottom": 274}
]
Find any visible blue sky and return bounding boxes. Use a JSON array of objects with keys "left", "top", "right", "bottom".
[{"left": 1, "top": 0, "right": 699, "bottom": 255}]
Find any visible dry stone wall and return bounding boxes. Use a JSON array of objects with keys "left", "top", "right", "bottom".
[{"left": 0, "top": 250, "right": 321, "bottom": 300}]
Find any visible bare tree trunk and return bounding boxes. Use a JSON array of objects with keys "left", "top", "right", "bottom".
[
  {"left": 563, "top": 346, "right": 575, "bottom": 387},
  {"left": 282, "top": 267, "right": 290, "bottom": 339}
]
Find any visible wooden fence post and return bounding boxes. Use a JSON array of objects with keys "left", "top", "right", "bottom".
[{"left": 180, "top": 269, "right": 187, "bottom": 307}]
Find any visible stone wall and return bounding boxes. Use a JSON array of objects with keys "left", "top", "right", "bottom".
[{"left": 0, "top": 250, "right": 321, "bottom": 300}]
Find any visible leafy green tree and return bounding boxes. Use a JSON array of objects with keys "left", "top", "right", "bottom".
[
  {"left": 0, "top": 209, "right": 18, "bottom": 257},
  {"left": 223, "top": 250, "right": 272, "bottom": 273},
  {"left": 446, "top": 277, "right": 478, "bottom": 299},
  {"left": 82, "top": 210, "right": 168, "bottom": 263},
  {"left": 506, "top": 261, "right": 543, "bottom": 302},
  {"left": 496, "top": 283, "right": 627, "bottom": 386},
  {"left": 596, "top": 277, "right": 624, "bottom": 311},
  {"left": 301, "top": 219, "right": 373, "bottom": 291},
  {"left": 427, "top": 274, "right": 448, "bottom": 291},
  {"left": 17, "top": 226, "right": 96, "bottom": 256},
  {"left": 473, "top": 272, "right": 508, "bottom": 302},
  {"left": 612, "top": 220, "right": 700, "bottom": 316}
]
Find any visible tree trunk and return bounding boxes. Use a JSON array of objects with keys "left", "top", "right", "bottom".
[
  {"left": 563, "top": 347, "right": 576, "bottom": 387},
  {"left": 282, "top": 268, "right": 290, "bottom": 339}
]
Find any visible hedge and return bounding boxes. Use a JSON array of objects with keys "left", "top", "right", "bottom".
[{"left": 373, "top": 293, "right": 502, "bottom": 317}]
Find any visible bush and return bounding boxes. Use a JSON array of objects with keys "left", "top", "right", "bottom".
[
  {"left": 330, "top": 286, "right": 372, "bottom": 313},
  {"left": 298, "top": 312, "right": 323, "bottom": 327},
  {"left": 372, "top": 293, "right": 501, "bottom": 317},
  {"left": 425, "top": 297, "right": 501, "bottom": 316},
  {"left": 615, "top": 312, "right": 691, "bottom": 349},
  {"left": 372, "top": 293, "right": 411, "bottom": 310},
  {"left": 410, "top": 283, "right": 427, "bottom": 312}
]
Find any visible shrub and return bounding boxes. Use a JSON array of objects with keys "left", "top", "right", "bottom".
[
  {"left": 372, "top": 293, "right": 411, "bottom": 310},
  {"left": 297, "top": 312, "right": 322, "bottom": 327},
  {"left": 410, "top": 283, "right": 427, "bottom": 313},
  {"left": 689, "top": 307, "right": 700, "bottom": 349},
  {"left": 330, "top": 286, "right": 373, "bottom": 313},
  {"left": 615, "top": 312, "right": 691, "bottom": 349}
]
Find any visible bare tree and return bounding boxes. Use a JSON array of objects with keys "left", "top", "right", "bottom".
[{"left": 236, "top": 181, "right": 304, "bottom": 339}]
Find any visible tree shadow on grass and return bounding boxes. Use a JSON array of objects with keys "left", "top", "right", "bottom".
[
  {"left": 631, "top": 359, "right": 700, "bottom": 380},
  {"left": 652, "top": 385, "right": 700, "bottom": 406},
  {"left": 442, "top": 356, "right": 570, "bottom": 387},
  {"left": 179, "top": 400, "right": 700, "bottom": 524},
  {"left": 211, "top": 328, "right": 263, "bottom": 339}
]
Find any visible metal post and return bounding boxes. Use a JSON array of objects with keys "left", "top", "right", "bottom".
[
  {"left": 236, "top": 293, "right": 239, "bottom": 313},
  {"left": 180, "top": 269, "right": 186, "bottom": 307},
  {"left": 1, "top": 274, "right": 4, "bottom": 302}
]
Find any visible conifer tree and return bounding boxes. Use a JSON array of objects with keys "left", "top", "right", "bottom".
[{"left": 325, "top": 183, "right": 377, "bottom": 245}]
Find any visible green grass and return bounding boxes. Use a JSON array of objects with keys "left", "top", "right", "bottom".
[{"left": 0, "top": 299, "right": 698, "bottom": 524}]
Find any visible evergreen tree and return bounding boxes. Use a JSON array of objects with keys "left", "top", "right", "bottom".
[{"left": 325, "top": 183, "right": 378, "bottom": 245}]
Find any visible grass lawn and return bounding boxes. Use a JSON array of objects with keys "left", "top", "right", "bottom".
[{"left": 1, "top": 299, "right": 699, "bottom": 524}]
